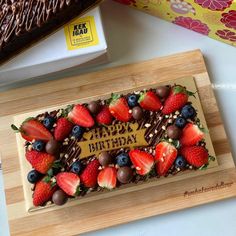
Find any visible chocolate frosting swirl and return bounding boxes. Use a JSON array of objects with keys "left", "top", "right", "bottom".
[{"left": 0, "top": 0, "right": 75, "bottom": 49}]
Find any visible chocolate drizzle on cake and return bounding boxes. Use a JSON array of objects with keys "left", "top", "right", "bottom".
[{"left": 0, "top": 0, "right": 98, "bottom": 63}]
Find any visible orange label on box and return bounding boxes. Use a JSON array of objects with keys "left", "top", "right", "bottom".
[{"left": 64, "top": 16, "right": 99, "bottom": 50}]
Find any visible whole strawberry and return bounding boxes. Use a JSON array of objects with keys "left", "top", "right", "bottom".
[
  {"left": 80, "top": 159, "right": 100, "bottom": 188},
  {"left": 96, "top": 106, "right": 113, "bottom": 125},
  {"left": 54, "top": 117, "right": 73, "bottom": 141},
  {"left": 180, "top": 123, "right": 204, "bottom": 146},
  {"left": 68, "top": 104, "right": 94, "bottom": 128},
  {"left": 155, "top": 142, "right": 178, "bottom": 176},
  {"left": 56, "top": 172, "right": 80, "bottom": 196},
  {"left": 138, "top": 91, "right": 162, "bottom": 111},
  {"left": 33, "top": 179, "right": 57, "bottom": 206},
  {"left": 180, "top": 146, "right": 209, "bottom": 168},
  {"left": 11, "top": 118, "right": 53, "bottom": 142},
  {"left": 26, "top": 150, "right": 55, "bottom": 174},
  {"left": 162, "top": 85, "right": 189, "bottom": 115},
  {"left": 109, "top": 94, "right": 132, "bottom": 122}
]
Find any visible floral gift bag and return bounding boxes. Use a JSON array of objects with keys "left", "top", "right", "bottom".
[{"left": 114, "top": 0, "right": 236, "bottom": 46}]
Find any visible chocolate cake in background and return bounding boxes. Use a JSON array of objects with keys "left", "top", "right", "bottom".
[{"left": 0, "top": 0, "right": 101, "bottom": 64}]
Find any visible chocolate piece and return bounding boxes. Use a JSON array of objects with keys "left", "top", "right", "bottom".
[
  {"left": 87, "top": 101, "right": 101, "bottom": 115},
  {"left": 0, "top": 0, "right": 99, "bottom": 64},
  {"left": 98, "top": 151, "right": 112, "bottom": 166},
  {"left": 132, "top": 106, "right": 144, "bottom": 120},
  {"left": 45, "top": 139, "right": 60, "bottom": 156},
  {"left": 156, "top": 86, "right": 170, "bottom": 98},
  {"left": 166, "top": 125, "right": 182, "bottom": 140},
  {"left": 117, "top": 167, "right": 133, "bottom": 184},
  {"left": 52, "top": 190, "right": 68, "bottom": 206}
]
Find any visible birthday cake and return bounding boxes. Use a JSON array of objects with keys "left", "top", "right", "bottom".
[{"left": 12, "top": 84, "right": 215, "bottom": 208}]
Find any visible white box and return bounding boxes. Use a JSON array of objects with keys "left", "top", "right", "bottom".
[{"left": 0, "top": 7, "right": 108, "bottom": 87}]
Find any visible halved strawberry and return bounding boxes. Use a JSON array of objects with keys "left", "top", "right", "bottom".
[
  {"left": 96, "top": 106, "right": 113, "bottom": 125},
  {"left": 180, "top": 146, "right": 209, "bottom": 168},
  {"left": 155, "top": 142, "right": 178, "bottom": 176},
  {"left": 109, "top": 94, "right": 132, "bottom": 122},
  {"left": 56, "top": 172, "right": 80, "bottom": 197},
  {"left": 129, "top": 150, "right": 154, "bottom": 175},
  {"left": 80, "top": 159, "right": 100, "bottom": 188},
  {"left": 162, "top": 85, "right": 189, "bottom": 115},
  {"left": 11, "top": 118, "right": 53, "bottom": 142},
  {"left": 33, "top": 178, "right": 57, "bottom": 207},
  {"left": 138, "top": 91, "right": 162, "bottom": 111},
  {"left": 68, "top": 104, "right": 94, "bottom": 128},
  {"left": 180, "top": 123, "right": 204, "bottom": 146},
  {"left": 26, "top": 150, "right": 55, "bottom": 174},
  {"left": 97, "top": 167, "right": 117, "bottom": 189},
  {"left": 54, "top": 117, "right": 73, "bottom": 141}
]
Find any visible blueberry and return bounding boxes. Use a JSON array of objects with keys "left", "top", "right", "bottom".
[
  {"left": 33, "top": 140, "right": 45, "bottom": 152},
  {"left": 175, "top": 117, "right": 187, "bottom": 128},
  {"left": 175, "top": 156, "right": 187, "bottom": 169},
  {"left": 181, "top": 105, "right": 196, "bottom": 119},
  {"left": 27, "top": 170, "right": 41, "bottom": 184},
  {"left": 43, "top": 116, "right": 55, "bottom": 129},
  {"left": 72, "top": 125, "right": 84, "bottom": 139},
  {"left": 116, "top": 153, "right": 130, "bottom": 167},
  {"left": 71, "top": 161, "right": 83, "bottom": 174},
  {"left": 128, "top": 94, "right": 139, "bottom": 108}
]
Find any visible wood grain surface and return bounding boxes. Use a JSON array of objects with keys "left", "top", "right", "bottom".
[{"left": 0, "top": 50, "right": 236, "bottom": 236}]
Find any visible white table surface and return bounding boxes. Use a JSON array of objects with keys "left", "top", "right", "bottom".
[{"left": 1, "top": 1, "right": 236, "bottom": 235}]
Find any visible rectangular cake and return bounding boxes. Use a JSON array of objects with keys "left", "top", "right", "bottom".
[
  {"left": 0, "top": 0, "right": 102, "bottom": 65},
  {"left": 12, "top": 77, "right": 217, "bottom": 212}
]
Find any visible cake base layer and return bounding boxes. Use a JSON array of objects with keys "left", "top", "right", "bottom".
[{"left": 1, "top": 50, "right": 236, "bottom": 236}]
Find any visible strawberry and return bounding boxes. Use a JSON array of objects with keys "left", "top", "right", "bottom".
[
  {"left": 26, "top": 150, "right": 55, "bottom": 174},
  {"left": 33, "top": 179, "right": 57, "bottom": 206},
  {"left": 11, "top": 118, "right": 53, "bottom": 142},
  {"left": 180, "top": 146, "right": 209, "bottom": 168},
  {"left": 96, "top": 106, "right": 113, "bottom": 125},
  {"left": 129, "top": 150, "right": 154, "bottom": 175},
  {"left": 138, "top": 91, "right": 162, "bottom": 111},
  {"left": 54, "top": 117, "right": 73, "bottom": 141},
  {"left": 56, "top": 172, "right": 80, "bottom": 196},
  {"left": 155, "top": 142, "right": 178, "bottom": 176},
  {"left": 68, "top": 104, "right": 94, "bottom": 128},
  {"left": 180, "top": 123, "right": 204, "bottom": 146},
  {"left": 97, "top": 167, "right": 117, "bottom": 189},
  {"left": 162, "top": 85, "right": 189, "bottom": 115},
  {"left": 80, "top": 159, "right": 100, "bottom": 188},
  {"left": 109, "top": 94, "right": 132, "bottom": 122}
]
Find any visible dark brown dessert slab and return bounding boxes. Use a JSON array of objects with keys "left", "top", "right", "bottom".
[{"left": 0, "top": 0, "right": 102, "bottom": 65}]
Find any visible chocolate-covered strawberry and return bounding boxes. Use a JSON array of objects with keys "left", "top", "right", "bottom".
[
  {"left": 68, "top": 104, "right": 94, "bottom": 128},
  {"left": 139, "top": 91, "right": 162, "bottom": 111},
  {"left": 109, "top": 94, "right": 132, "bottom": 122},
  {"left": 11, "top": 118, "right": 53, "bottom": 142}
]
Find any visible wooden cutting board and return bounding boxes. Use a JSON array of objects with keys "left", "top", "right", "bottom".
[{"left": 1, "top": 50, "right": 236, "bottom": 236}]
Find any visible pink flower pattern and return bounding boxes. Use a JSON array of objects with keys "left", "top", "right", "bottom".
[
  {"left": 216, "top": 29, "right": 236, "bottom": 42},
  {"left": 221, "top": 10, "right": 236, "bottom": 30},
  {"left": 173, "top": 16, "right": 210, "bottom": 35},
  {"left": 194, "top": 0, "right": 232, "bottom": 11}
]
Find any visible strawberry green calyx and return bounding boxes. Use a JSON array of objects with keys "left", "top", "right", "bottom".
[
  {"left": 173, "top": 85, "right": 196, "bottom": 98},
  {"left": 75, "top": 186, "right": 81, "bottom": 196},
  {"left": 43, "top": 176, "right": 57, "bottom": 188},
  {"left": 109, "top": 93, "right": 121, "bottom": 105},
  {"left": 196, "top": 119, "right": 208, "bottom": 133},
  {"left": 11, "top": 117, "right": 35, "bottom": 133},
  {"left": 160, "top": 138, "right": 180, "bottom": 149},
  {"left": 138, "top": 91, "right": 147, "bottom": 103},
  {"left": 11, "top": 124, "right": 20, "bottom": 133}
]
